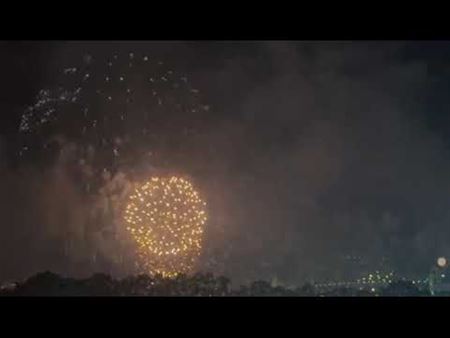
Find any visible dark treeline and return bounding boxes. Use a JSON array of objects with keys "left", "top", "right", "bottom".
[{"left": 0, "top": 271, "right": 431, "bottom": 296}]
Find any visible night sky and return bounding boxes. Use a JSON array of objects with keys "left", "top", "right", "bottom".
[{"left": 1, "top": 41, "right": 450, "bottom": 285}]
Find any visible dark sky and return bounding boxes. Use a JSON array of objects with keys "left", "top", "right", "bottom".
[{"left": 1, "top": 41, "right": 450, "bottom": 284}]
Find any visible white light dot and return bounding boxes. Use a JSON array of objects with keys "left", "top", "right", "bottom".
[{"left": 438, "top": 257, "right": 447, "bottom": 267}]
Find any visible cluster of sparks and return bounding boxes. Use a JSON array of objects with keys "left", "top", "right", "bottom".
[
  {"left": 18, "top": 51, "right": 210, "bottom": 174},
  {"left": 124, "top": 176, "right": 207, "bottom": 278}
]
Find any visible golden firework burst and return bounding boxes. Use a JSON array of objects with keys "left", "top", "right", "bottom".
[{"left": 123, "top": 176, "right": 207, "bottom": 277}]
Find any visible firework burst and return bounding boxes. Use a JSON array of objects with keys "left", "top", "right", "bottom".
[{"left": 124, "top": 176, "right": 207, "bottom": 277}]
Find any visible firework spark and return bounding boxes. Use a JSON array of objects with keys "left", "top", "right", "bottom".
[
  {"left": 18, "top": 52, "right": 210, "bottom": 185},
  {"left": 124, "top": 176, "right": 207, "bottom": 277}
]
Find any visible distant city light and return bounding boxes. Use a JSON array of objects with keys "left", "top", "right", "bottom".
[{"left": 437, "top": 257, "right": 447, "bottom": 267}]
